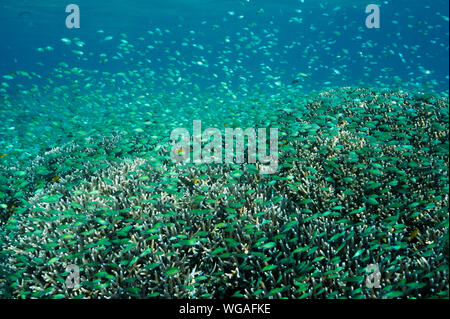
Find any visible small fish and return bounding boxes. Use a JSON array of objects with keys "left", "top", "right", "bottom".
[
  {"left": 297, "top": 72, "right": 310, "bottom": 78},
  {"left": 61, "top": 38, "right": 71, "bottom": 45},
  {"left": 408, "top": 228, "right": 420, "bottom": 242},
  {"left": 0, "top": 153, "right": 7, "bottom": 158},
  {"left": 18, "top": 11, "right": 31, "bottom": 17},
  {"left": 51, "top": 176, "right": 60, "bottom": 182}
]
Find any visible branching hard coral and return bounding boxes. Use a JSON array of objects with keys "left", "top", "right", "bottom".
[{"left": 0, "top": 88, "right": 448, "bottom": 299}]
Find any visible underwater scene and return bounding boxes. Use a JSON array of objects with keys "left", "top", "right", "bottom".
[{"left": 0, "top": 0, "right": 448, "bottom": 300}]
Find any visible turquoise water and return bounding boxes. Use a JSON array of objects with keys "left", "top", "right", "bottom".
[{"left": 0, "top": 1, "right": 448, "bottom": 299}]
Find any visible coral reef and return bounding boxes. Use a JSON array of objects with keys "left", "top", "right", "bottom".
[{"left": 0, "top": 87, "right": 448, "bottom": 299}]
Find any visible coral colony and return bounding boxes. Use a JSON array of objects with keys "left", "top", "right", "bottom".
[{"left": 0, "top": 87, "right": 448, "bottom": 299}]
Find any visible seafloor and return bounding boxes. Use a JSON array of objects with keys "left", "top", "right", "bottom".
[{"left": 0, "top": 86, "right": 448, "bottom": 299}]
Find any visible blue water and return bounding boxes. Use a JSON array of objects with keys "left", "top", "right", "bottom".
[{"left": 1, "top": 0, "right": 449, "bottom": 93}]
